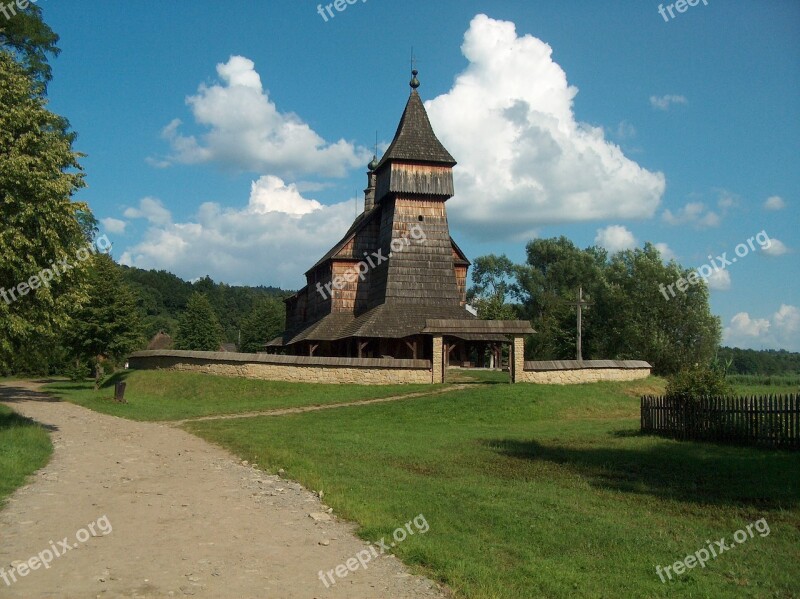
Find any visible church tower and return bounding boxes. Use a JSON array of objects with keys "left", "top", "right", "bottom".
[{"left": 367, "top": 70, "right": 463, "bottom": 308}]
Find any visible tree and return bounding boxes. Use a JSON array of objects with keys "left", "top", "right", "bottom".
[
  {"left": 467, "top": 254, "right": 519, "bottom": 320},
  {"left": 175, "top": 293, "right": 222, "bottom": 351},
  {"left": 0, "top": 2, "right": 60, "bottom": 85},
  {"left": 239, "top": 298, "right": 285, "bottom": 353},
  {"left": 514, "top": 237, "right": 606, "bottom": 360},
  {"left": 63, "top": 254, "right": 144, "bottom": 377},
  {"left": 597, "top": 244, "right": 721, "bottom": 374},
  {"left": 0, "top": 51, "right": 89, "bottom": 372}
]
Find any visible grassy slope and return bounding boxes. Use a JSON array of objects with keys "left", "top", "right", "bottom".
[
  {"left": 186, "top": 379, "right": 800, "bottom": 599},
  {"left": 0, "top": 404, "right": 52, "bottom": 505},
  {"left": 43, "top": 370, "right": 439, "bottom": 421}
]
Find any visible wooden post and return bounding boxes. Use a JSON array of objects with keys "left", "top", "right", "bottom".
[{"left": 560, "top": 286, "right": 593, "bottom": 361}]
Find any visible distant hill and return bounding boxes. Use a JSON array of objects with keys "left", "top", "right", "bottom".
[
  {"left": 717, "top": 346, "right": 800, "bottom": 375},
  {"left": 119, "top": 265, "right": 292, "bottom": 344}
]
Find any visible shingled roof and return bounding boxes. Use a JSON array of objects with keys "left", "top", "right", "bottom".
[{"left": 376, "top": 79, "right": 456, "bottom": 169}]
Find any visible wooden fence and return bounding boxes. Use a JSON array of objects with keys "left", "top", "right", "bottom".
[{"left": 641, "top": 394, "right": 799, "bottom": 449}]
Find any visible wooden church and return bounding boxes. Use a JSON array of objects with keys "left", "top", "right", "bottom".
[{"left": 267, "top": 71, "right": 533, "bottom": 363}]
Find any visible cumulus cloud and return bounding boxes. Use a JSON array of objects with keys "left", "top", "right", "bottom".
[
  {"left": 762, "top": 238, "right": 790, "bottom": 256},
  {"left": 654, "top": 242, "right": 676, "bottom": 261},
  {"left": 118, "top": 178, "right": 354, "bottom": 287},
  {"left": 101, "top": 217, "right": 127, "bottom": 234},
  {"left": 706, "top": 269, "right": 731, "bottom": 291},
  {"left": 424, "top": 14, "right": 665, "bottom": 240},
  {"left": 764, "top": 195, "right": 786, "bottom": 211},
  {"left": 155, "top": 56, "right": 369, "bottom": 178},
  {"left": 662, "top": 202, "right": 720, "bottom": 229},
  {"left": 594, "top": 225, "right": 637, "bottom": 253},
  {"left": 649, "top": 94, "right": 688, "bottom": 110},
  {"left": 123, "top": 197, "right": 172, "bottom": 226},
  {"left": 723, "top": 304, "right": 800, "bottom": 351}
]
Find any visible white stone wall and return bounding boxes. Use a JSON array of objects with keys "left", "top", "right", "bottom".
[{"left": 518, "top": 367, "right": 651, "bottom": 385}]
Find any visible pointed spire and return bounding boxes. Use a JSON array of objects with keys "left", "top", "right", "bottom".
[{"left": 375, "top": 69, "right": 456, "bottom": 169}]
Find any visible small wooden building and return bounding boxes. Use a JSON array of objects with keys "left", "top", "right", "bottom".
[{"left": 267, "top": 71, "right": 532, "bottom": 364}]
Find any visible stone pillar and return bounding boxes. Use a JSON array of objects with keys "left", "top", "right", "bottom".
[
  {"left": 432, "top": 335, "right": 444, "bottom": 384},
  {"left": 510, "top": 336, "right": 525, "bottom": 383}
]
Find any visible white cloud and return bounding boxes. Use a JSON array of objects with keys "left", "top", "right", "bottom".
[
  {"left": 424, "top": 15, "right": 665, "bottom": 240},
  {"left": 706, "top": 269, "right": 731, "bottom": 291},
  {"left": 249, "top": 176, "right": 322, "bottom": 215},
  {"left": 662, "top": 202, "right": 720, "bottom": 229},
  {"left": 155, "top": 56, "right": 369, "bottom": 178},
  {"left": 101, "top": 217, "right": 127, "bottom": 234},
  {"left": 654, "top": 242, "right": 676, "bottom": 261},
  {"left": 594, "top": 225, "right": 636, "bottom": 253},
  {"left": 123, "top": 197, "right": 172, "bottom": 226},
  {"left": 723, "top": 304, "right": 800, "bottom": 351},
  {"left": 118, "top": 178, "right": 354, "bottom": 288},
  {"left": 762, "top": 238, "right": 790, "bottom": 256},
  {"left": 764, "top": 195, "right": 786, "bottom": 211},
  {"left": 774, "top": 304, "right": 800, "bottom": 334},
  {"left": 649, "top": 94, "right": 688, "bottom": 110}
]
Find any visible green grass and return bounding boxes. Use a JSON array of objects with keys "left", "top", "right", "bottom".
[
  {"left": 186, "top": 379, "right": 800, "bottom": 599},
  {"left": 0, "top": 404, "right": 53, "bottom": 505},
  {"left": 43, "top": 370, "right": 440, "bottom": 421},
  {"left": 728, "top": 374, "right": 800, "bottom": 397}
]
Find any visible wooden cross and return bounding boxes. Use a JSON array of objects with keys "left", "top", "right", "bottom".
[{"left": 562, "top": 286, "right": 593, "bottom": 361}]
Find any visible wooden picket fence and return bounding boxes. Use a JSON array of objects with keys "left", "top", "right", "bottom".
[{"left": 641, "top": 394, "right": 799, "bottom": 449}]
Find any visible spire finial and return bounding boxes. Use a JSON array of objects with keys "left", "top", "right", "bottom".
[{"left": 410, "top": 69, "right": 420, "bottom": 90}]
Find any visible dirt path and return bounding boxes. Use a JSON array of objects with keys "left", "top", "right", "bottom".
[
  {"left": 170, "top": 385, "right": 468, "bottom": 426},
  {"left": 0, "top": 381, "right": 448, "bottom": 599}
]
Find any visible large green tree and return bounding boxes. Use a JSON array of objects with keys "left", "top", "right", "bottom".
[
  {"left": 175, "top": 293, "right": 223, "bottom": 351},
  {"left": 63, "top": 254, "right": 145, "bottom": 367},
  {"left": 467, "top": 254, "right": 518, "bottom": 320},
  {"left": 597, "top": 244, "right": 721, "bottom": 374},
  {"left": 514, "top": 237, "right": 606, "bottom": 360},
  {"left": 0, "top": 51, "right": 89, "bottom": 372},
  {"left": 239, "top": 298, "right": 285, "bottom": 353},
  {"left": 0, "top": 2, "right": 60, "bottom": 85}
]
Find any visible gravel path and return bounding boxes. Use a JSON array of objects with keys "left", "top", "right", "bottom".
[{"left": 0, "top": 381, "right": 448, "bottom": 599}]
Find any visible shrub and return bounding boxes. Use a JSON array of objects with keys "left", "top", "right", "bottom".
[{"left": 665, "top": 362, "right": 732, "bottom": 401}]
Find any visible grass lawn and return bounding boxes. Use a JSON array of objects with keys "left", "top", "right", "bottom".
[
  {"left": 43, "top": 370, "right": 441, "bottom": 421},
  {"left": 0, "top": 404, "right": 52, "bottom": 505},
  {"left": 186, "top": 378, "right": 800, "bottom": 599}
]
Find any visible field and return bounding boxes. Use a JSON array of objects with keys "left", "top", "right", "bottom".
[
  {"left": 36, "top": 372, "right": 800, "bottom": 597},
  {"left": 42, "top": 370, "right": 439, "bottom": 421},
  {"left": 0, "top": 402, "right": 53, "bottom": 506}
]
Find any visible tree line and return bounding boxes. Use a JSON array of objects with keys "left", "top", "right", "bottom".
[{"left": 467, "top": 237, "right": 722, "bottom": 375}]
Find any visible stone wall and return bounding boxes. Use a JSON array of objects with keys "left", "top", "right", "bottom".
[
  {"left": 520, "top": 360, "right": 652, "bottom": 385},
  {"left": 128, "top": 350, "right": 432, "bottom": 385}
]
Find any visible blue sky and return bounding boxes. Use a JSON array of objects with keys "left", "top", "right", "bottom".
[{"left": 40, "top": 1, "right": 799, "bottom": 351}]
